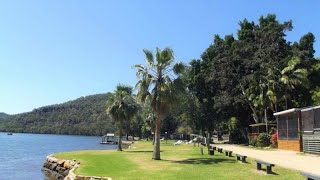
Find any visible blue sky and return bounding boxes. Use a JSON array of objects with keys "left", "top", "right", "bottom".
[{"left": 1, "top": 1, "right": 319, "bottom": 114}]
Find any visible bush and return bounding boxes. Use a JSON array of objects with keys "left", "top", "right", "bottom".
[
  {"left": 228, "top": 117, "right": 247, "bottom": 144},
  {"left": 256, "top": 133, "right": 271, "bottom": 147},
  {"left": 249, "top": 139, "right": 257, "bottom": 146},
  {"left": 271, "top": 132, "right": 278, "bottom": 148}
]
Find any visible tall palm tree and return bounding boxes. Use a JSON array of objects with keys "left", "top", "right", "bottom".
[
  {"left": 265, "top": 65, "right": 282, "bottom": 113},
  {"left": 135, "top": 47, "right": 184, "bottom": 160},
  {"left": 281, "top": 57, "right": 309, "bottom": 109},
  {"left": 106, "top": 85, "right": 139, "bottom": 151}
]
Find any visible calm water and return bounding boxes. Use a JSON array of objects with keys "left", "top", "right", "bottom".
[{"left": 0, "top": 132, "right": 116, "bottom": 180}]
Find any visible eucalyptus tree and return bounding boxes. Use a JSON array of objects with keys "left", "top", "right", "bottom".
[
  {"left": 237, "top": 15, "right": 292, "bottom": 120},
  {"left": 106, "top": 85, "right": 139, "bottom": 151},
  {"left": 135, "top": 47, "right": 184, "bottom": 160}
]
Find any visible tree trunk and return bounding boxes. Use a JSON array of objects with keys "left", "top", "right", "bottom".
[
  {"left": 239, "top": 128, "right": 249, "bottom": 144},
  {"left": 126, "top": 124, "right": 129, "bottom": 141},
  {"left": 265, "top": 107, "right": 268, "bottom": 134},
  {"left": 118, "top": 126, "right": 123, "bottom": 151},
  {"left": 152, "top": 132, "right": 155, "bottom": 145},
  {"left": 152, "top": 114, "right": 162, "bottom": 160},
  {"left": 240, "top": 87, "right": 259, "bottom": 123},
  {"left": 139, "top": 125, "right": 143, "bottom": 139},
  {"left": 207, "top": 132, "right": 211, "bottom": 154}
]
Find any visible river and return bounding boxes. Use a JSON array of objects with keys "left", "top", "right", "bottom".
[{"left": 0, "top": 132, "right": 117, "bottom": 180}]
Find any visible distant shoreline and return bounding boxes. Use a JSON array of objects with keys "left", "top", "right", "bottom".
[{"left": 0, "top": 131, "right": 103, "bottom": 137}]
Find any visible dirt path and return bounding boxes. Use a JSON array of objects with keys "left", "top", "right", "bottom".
[{"left": 213, "top": 144, "right": 320, "bottom": 175}]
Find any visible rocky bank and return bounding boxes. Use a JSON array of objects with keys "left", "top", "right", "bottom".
[{"left": 42, "top": 155, "right": 112, "bottom": 180}]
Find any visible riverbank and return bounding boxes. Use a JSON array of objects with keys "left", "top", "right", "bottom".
[
  {"left": 0, "top": 133, "right": 116, "bottom": 179},
  {"left": 54, "top": 141, "right": 304, "bottom": 179},
  {"left": 42, "top": 155, "right": 78, "bottom": 180},
  {"left": 42, "top": 155, "right": 112, "bottom": 180}
]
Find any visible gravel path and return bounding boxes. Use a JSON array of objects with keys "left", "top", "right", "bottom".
[{"left": 213, "top": 144, "right": 320, "bottom": 175}]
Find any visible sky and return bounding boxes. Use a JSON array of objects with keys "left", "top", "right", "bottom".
[{"left": 0, "top": 1, "right": 320, "bottom": 114}]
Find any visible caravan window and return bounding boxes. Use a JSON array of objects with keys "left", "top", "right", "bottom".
[
  {"left": 301, "top": 110, "right": 314, "bottom": 131},
  {"left": 278, "top": 115, "right": 287, "bottom": 140},
  {"left": 315, "top": 108, "right": 320, "bottom": 129},
  {"left": 277, "top": 113, "right": 299, "bottom": 140},
  {"left": 287, "top": 113, "right": 298, "bottom": 139}
]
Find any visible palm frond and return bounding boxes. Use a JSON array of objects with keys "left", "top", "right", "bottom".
[
  {"left": 135, "top": 47, "right": 184, "bottom": 118},
  {"left": 143, "top": 49, "right": 154, "bottom": 67},
  {"left": 173, "top": 62, "right": 185, "bottom": 75}
]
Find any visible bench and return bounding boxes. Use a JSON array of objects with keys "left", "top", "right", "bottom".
[
  {"left": 217, "top": 148, "right": 223, "bottom": 153},
  {"left": 210, "top": 146, "right": 217, "bottom": 151},
  {"left": 236, "top": 154, "right": 247, "bottom": 163},
  {"left": 301, "top": 171, "right": 320, "bottom": 180},
  {"left": 225, "top": 150, "right": 232, "bottom": 157},
  {"left": 255, "top": 160, "right": 275, "bottom": 174},
  {"left": 208, "top": 149, "right": 214, "bottom": 155}
]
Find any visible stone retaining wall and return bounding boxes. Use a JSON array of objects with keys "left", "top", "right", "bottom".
[{"left": 42, "top": 155, "right": 112, "bottom": 180}]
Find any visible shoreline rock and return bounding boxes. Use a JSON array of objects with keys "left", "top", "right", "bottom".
[{"left": 42, "top": 155, "right": 112, "bottom": 180}]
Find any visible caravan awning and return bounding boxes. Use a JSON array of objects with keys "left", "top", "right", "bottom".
[
  {"left": 249, "top": 123, "right": 277, "bottom": 127},
  {"left": 273, "top": 108, "right": 301, "bottom": 116},
  {"left": 301, "top": 105, "right": 320, "bottom": 112}
]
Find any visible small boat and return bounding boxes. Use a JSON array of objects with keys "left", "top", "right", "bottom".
[
  {"left": 7, "top": 133, "right": 13, "bottom": 135},
  {"left": 100, "top": 141, "right": 117, "bottom": 145}
]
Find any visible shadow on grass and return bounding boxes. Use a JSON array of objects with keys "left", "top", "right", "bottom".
[
  {"left": 237, "top": 161, "right": 250, "bottom": 164},
  {"left": 257, "top": 168, "right": 279, "bottom": 176},
  {"left": 125, "top": 151, "right": 163, "bottom": 153},
  {"left": 170, "top": 158, "right": 235, "bottom": 165}
]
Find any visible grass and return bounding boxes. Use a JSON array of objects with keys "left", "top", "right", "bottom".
[{"left": 55, "top": 140, "right": 303, "bottom": 180}]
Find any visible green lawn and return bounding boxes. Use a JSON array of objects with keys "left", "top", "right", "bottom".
[{"left": 55, "top": 141, "right": 303, "bottom": 180}]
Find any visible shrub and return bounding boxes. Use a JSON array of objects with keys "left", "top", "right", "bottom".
[
  {"left": 249, "top": 139, "right": 257, "bottom": 146},
  {"left": 256, "top": 133, "right": 271, "bottom": 147},
  {"left": 228, "top": 117, "right": 247, "bottom": 144},
  {"left": 271, "top": 132, "right": 278, "bottom": 148}
]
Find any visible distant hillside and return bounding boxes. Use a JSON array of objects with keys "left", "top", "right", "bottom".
[
  {"left": 0, "top": 94, "right": 116, "bottom": 136},
  {"left": 0, "top": 112, "right": 10, "bottom": 119}
]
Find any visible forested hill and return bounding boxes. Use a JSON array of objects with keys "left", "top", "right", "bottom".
[
  {"left": 0, "top": 93, "right": 116, "bottom": 136},
  {"left": 0, "top": 112, "right": 10, "bottom": 119}
]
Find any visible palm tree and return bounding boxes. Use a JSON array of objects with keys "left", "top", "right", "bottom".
[
  {"left": 280, "top": 57, "right": 309, "bottom": 109},
  {"left": 135, "top": 47, "right": 184, "bottom": 160},
  {"left": 265, "top": 65, "right": 282, "bottom": 113},
  {"left": 106, "top": 85, "right": 139, "bottom": 151},
  {"left": 246, "top": 77, "right": 269, "bottom": 124}
]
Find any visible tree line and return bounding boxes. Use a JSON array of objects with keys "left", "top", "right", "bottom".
[
  {"left": 1, "top": 14, "right": 319, "bottom": 160},
  {"left": 106, "top": 14, "right": 320, "bottom": 159},
  {"left": 185, "top": 14, "right": 320, "bottom": 143}
]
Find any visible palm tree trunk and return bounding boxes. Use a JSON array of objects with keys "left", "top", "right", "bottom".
[
  {"left": 118, "top": 125, "right": 123, "bottom": 151},
  {"left": 152, "top": 114, "right": 162, "bottom": 160}
]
